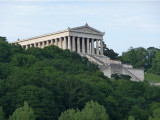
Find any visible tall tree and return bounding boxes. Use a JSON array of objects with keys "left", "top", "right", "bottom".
[
  {"left": 9, "top": 101, "right": 35, "bottom": 120},
  {"left": 59, "top": 100, "right": 109, "bottom": 120},
  {"left": 120, "top": 47, "right": 148, "bottom": 69},
  {"left": 103, "top": 42, "right": 119, "bottom": 60},
  {"left": 149, "top": 50, "right": 160, "bottom": 75},
  {"left": 146, "top": 47, "right": 158, "bottom": 69},
  {"left": 0, "top": 39, "right": 11, "bottom": 63},
  {"left": 0, "top": 36, "right": 7, "bottom": 42}
]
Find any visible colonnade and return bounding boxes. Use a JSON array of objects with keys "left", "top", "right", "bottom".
[{"left": 22, "top": 36, "right": 104, "bottom": 55}]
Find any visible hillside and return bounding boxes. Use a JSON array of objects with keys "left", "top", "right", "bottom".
[
  {"left": 0, "top": 39, "right": 160, "bottom": 120},
  {"left": 145, "top": 73, "right": 160, "bottom": 83}
]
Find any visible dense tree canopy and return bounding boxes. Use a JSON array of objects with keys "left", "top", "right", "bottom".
[
  {"left": 0, "top": 39, "right": 160, "bottom": 120},
  {"left": 148, "top": 50, "right": 160, "bottom": 75},
  {"left": 59, "top": 100, "right": 109, "bottom": 120},
  {"left": 149, "top": 108, "right": 160, "bottom": 120},
  {"left": 120, "top": 47, "right": 159, "bottom": 71}
]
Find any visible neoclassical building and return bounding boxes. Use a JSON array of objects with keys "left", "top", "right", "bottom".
[
  {"left": 12, "top": 24, "right": 144, "bottom": 81},
  {"left": 13, "top": 23, "right": 104, "bottom": 55}
]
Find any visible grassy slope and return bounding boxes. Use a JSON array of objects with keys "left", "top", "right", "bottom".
[{"left": 145, "top": 73, "right": 160, "bottom": 83}]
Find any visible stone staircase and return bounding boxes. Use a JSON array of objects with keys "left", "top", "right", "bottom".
[
  {"left": 86, "top": 54, "right": 105, "bottom": 65},
  {"left": 81, "top": 53, "right": 144, "bottom": 81},
  {"left": 122, "top": 67, "right": 141, "bottom": 81}
]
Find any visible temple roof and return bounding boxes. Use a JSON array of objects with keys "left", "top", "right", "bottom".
[
  {"left": 69, "top": 23, "right": 105, "bottom": 35},
  {"left": 11, "top": 23, "right": 104, "bottom": 43}
]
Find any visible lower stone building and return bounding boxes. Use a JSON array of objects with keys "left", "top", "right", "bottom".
[{"left": 12, "top": 23, "right": 144, "bottom": 81}]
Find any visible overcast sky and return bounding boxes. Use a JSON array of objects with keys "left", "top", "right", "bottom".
[{"left": 0, "top": 1, "right": 160, "bottom": 54}]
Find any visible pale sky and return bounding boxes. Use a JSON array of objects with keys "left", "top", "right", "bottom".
[{"left": 0, "top": 1, "right": 160, "bottom": 54}]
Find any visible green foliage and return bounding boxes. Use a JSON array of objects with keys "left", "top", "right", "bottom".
[
  {"left": 129, "top": 105, "right": 148, "bottom": 120},
  {"left": 103, "top": 42, "right": 119, "bottom": 60},
  {"left": 59, "top": 100, "right": 109, "bottom": 120},
  {"left": 81, "top": 100, "right": 109, "bottom": 120},
  {"left": 25, "top": 47, "right": 43, "bottom": 59},
  {"left": 145, "top": 73, "right": 160, "bottom": 83},
  {"left": 11, "top": 54, "right": 37, "bottom": 67},
  {"left": 0, "top": 63, "right": 11, "bottom": 79},
  {"left": 9, "top": 101, "right": 35, "bottom": 120},
  {"left": 111, "top": 73, "right": 120, "bottom": 80},
  {"left": 121, "top": 47, "right": 148, "bottom": 69},
  {"left": 120, "top": 47, "right": 159, "bottom": 71},
  {"left": 0, "top": 36, "right": 7, "bottom": 42},
  {"left": 0, "top": 106, "right": 5, "bottom": 120},
  {"left": 58, "top": 109, "right": 80, "bottom": 120},
  {"left": 149, "top": 50, "right": 160, "bottom": 75},
  {"left": 0, "top": 39, "right": 160, "bottom": 120},
  {"left": 149, "top": 108, "right": 160, "bottom": 120},
  {"left": 120, "top": 74, "right": 131, "bottom": 80},
  {"left": 128, "top": 116, "right": 135, "bottom": 120},
  {"left": 146, "top": 47, "right": 158, "bottom": 69},
  {"left": 16, "top": 85, "right": 58, "bottom": 120},
  {"left": 0, "top": 40, "right": 11, "bottom": 63},
  {"left": 111, "top": 73, "right": 131, "bottom": 80}
]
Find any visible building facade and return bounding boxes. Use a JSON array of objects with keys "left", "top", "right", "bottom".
[
  {"left": 12, "top": 24, "right": 144, "bottom": 81},
  {"left": 13, "top": 23, "right": 104, "bottom": 55}
]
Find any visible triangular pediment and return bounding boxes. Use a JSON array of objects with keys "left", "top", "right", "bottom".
[{"left": 70, "top": 24, "right": 104, "bottom": 35}]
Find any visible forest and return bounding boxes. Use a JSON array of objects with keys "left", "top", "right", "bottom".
[{"left": 0, "top": 36, "right": 160, "bottom": 120}]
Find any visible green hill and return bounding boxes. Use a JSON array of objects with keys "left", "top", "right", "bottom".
[
  {"left": 0, "top": 39, "right": 160, "bottom": 120},
  {"left": 145, "top": 73, "right": 160, "bottom": 83}
]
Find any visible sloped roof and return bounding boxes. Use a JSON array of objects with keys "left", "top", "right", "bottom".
[{"left": 69, "top": 23, "right": 105, "bottom": 35}]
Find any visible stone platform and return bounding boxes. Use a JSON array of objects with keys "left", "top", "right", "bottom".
[{"left": 81, "top": 53, "right": 144, "bottom": 81}]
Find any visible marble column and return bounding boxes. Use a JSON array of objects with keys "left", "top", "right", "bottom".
[
  {"left": 60, "top": 37, "right": 63, "bottom": 49},
  {"left": 87, "top": 38, "right": 90, "bottom": 54},
  {"left": 77, "top": 37, "right": 80, "bottom": 53},
  {"left": 72, "top": 36, "right": 75, "bottom": 51},
  {"left": 34, "top": 43, "right": 37, "bottom": 47},
  {"left": 40, "top": 42, "right": 43, "bottom": 48},
  {"left": 91, "top": 39, "right": 94, "bottom": 54},
  {"left": 26, "top": 45, "right": 28, "bottom": 49},
  {"left": 42, "top": 41, "right": 45, "bottom": 48},
  {"left": 44, "top": 41, "right": 46, "bottom": 48},
  {"left": 96, "top": 39, "right": 99, "bottom": 55},
  {"left": 38, "top": 42, "right": 41, "bottom": 48},
  {"left": 82, "top": 37, "right": 85, "bottom": 53},
  {"left": 46, "top": 40, "right": 49, "bottom": 47},
  {"left": 63, "top": 37, "right": 67, "bottom": 49},
  {"left": 51, "top": 39, "right": 53, "bottom": 45},
  {"left": 100, "top": 39, "right": 103, "bottom": 55},
  {"left": 68, "top": 36, "right": 71, "bottom": 51},
  {"left": 55, "top": 38, "right": 58, "bottom": 47}
]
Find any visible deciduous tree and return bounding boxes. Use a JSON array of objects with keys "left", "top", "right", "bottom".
[{"left": 9, "top": 101, "right": 35, "bottom": 120}]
